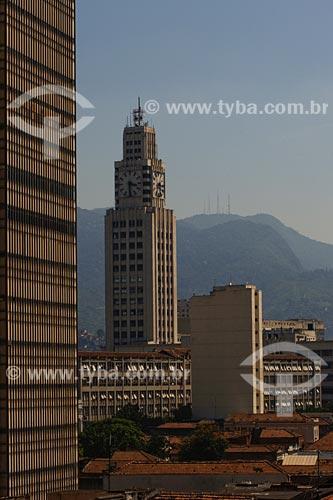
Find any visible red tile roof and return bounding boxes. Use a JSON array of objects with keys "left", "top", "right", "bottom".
[
  {"left": 111, "top": 460, "right": 286, "bottom": 476},
  {"left": 225, "top": 413, "right": 323, "bottom": 424},
  {"left": 259, "top": 429, "right": 302, "bottom": 439},
  {"left": 306, "top": 432, "right": 333, "bottom": 451},
  {"left": 156, "top": 422, "right": 198, "bottom": 430},
  {"left": 225, "top": 445, "right": 275, "bottom": 453},
  {"left": 82, "top": 451, "right": 161, "bottom": 474}
]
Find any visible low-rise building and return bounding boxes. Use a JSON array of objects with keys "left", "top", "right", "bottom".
[
  {"left": 79, "top": 349, "right": 191, "bottom": 423},
  {"left": 224, "top": 413, "right": 323, "bottom": 444},
  {"left": 263, "top": 320, "right": 325, "bottom": 344},
  {"left": 103, "top": 461, "right": 288, "bottom": 492}
]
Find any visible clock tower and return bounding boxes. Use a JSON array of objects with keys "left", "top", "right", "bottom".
[{"left": 105, "top": 101, "right": 178, "bottom": 350}]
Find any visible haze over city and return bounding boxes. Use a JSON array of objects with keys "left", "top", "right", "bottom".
[{"left": 77, "top": 0, "right": 333, "bottom": 243}]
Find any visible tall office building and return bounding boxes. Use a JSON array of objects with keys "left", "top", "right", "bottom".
[
  {"left": 0, "top": 1, "right": 77, "bottom": 499},
  {"left": 105, "top": 103, "right": 178, "bottom": 350}
]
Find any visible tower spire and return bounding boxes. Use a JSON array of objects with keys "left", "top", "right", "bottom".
[{"left": 133, "top": 97, "right": 144, "bottom": 126}]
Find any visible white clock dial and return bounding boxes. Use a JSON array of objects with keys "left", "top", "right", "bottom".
[
  {"left": 153, "top": 172, "right": 165, "bottom": 198},
  {"left": 119, "top": 171, "right": 142, "bottom": 197}
]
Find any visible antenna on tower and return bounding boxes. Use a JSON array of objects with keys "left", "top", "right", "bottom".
[
  {"left": 217, "top": 190, "right": 221, "bottom": 214},
  {"left": 133, "top": 97, "right": 144, "bottom": 126},
  {"left": 228, "top": 194, "right": 231, "bottom": 216}
]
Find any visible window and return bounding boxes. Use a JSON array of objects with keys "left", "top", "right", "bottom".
[{"left": 137, "top": 231, "right": 143, "bottom": 237}]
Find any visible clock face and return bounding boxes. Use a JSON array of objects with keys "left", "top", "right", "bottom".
[
  {"left": 153, "top": 172, "right": 165, "bottom": 198},
  {"left": 119, "top": 171, "right": 142, "bottom": 197}
]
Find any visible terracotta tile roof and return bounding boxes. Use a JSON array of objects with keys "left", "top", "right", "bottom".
[
  {"left": 225, "top": 413, "right": 319, "bottom": 424},
  {"left": 82, "top": 459, "right": 109, "bottom": 474},
  {"left": 306, "top": 432, "right": 333, "bottom": 451},
  {"left": 111, "top": 451, "right": 161, "bottom": 463},
  {"left": 259, "top": 429, "right": 302, "bottom": 439},
  {"left": 225, "top": 445, "right": 275, "bottom": 453},
  {"left": 82, "top": 452, "right": 161, "bottom": 474},
  {"left": 111, "top": 460, "right": 286, "bottom": 476},
  {"left": 220, "top": 431, "right": 251, "bottom": 440},
  {"left": 156, "top": 422, "right": 198, "bottom": 430}
]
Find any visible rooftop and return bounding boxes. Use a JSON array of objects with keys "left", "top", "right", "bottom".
[
  {"left": 259, "top": 429, "right": 303, "bottom": 439},
  {"left": 110, "top": 460, "right": 286, "bottom": 476},
  {"left": 156, "top": 422, "right": 198, "bottom": 430},
  {"left": 79, "top": 349, "right": 190, "bottom": 359},
  {"left": 306, "top": 432, "right": 333, "bottom": 452},
  {"left": 82, "top": 451, "right": 161, "bottom": 474},
  {"left": 225, "top": 413, "right": 327, "bottom": 425}
]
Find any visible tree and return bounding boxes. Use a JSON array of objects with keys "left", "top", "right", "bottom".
[
  {"left": 116, "top": 405, "right": 145, "bottom": 428},
  {"left": 178, "top": 422, "right": 228, "bottom": 461},
  {"left": 173, "top": 404, "right": 192, "bottom": 422},
  {"left": 79, "top": 418, "right": 145, "bottom": 458},
  {"left": 145, "top": 434, "right": 170, "bottom": 459}
]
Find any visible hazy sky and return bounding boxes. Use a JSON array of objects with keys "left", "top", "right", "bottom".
[{"left": 77, "top": 0, "right": 333, "bottom": 243}]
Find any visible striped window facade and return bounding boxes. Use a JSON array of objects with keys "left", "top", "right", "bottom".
[{"left": 0, "top": 1, "right": 78, "bottom": 499}]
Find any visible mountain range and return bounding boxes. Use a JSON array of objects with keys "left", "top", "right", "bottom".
[{"left": 78, "top": 209, "right": 333, "bottom": 338}]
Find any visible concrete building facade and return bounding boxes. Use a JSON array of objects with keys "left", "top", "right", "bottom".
[
  {"left": 105, "top": 103, "right": 178, "bottom": 350},
  {"left": 263, "top": 354, "right": 322, "bottom": 413},
  {"left": 263, "top": 320, "right": 325, "bottom": 344},
  {"left": 191, "top": 285, "right": 264, "bottom": 419},
  {"left": 79, "top": 349, "right": 191, "bottom": 422},
  {"left": 0, "top": 1, "right": 78, "bottom": 499},
  {"left": 299, "top": 340, "right": 333, "bottom": 408}
]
